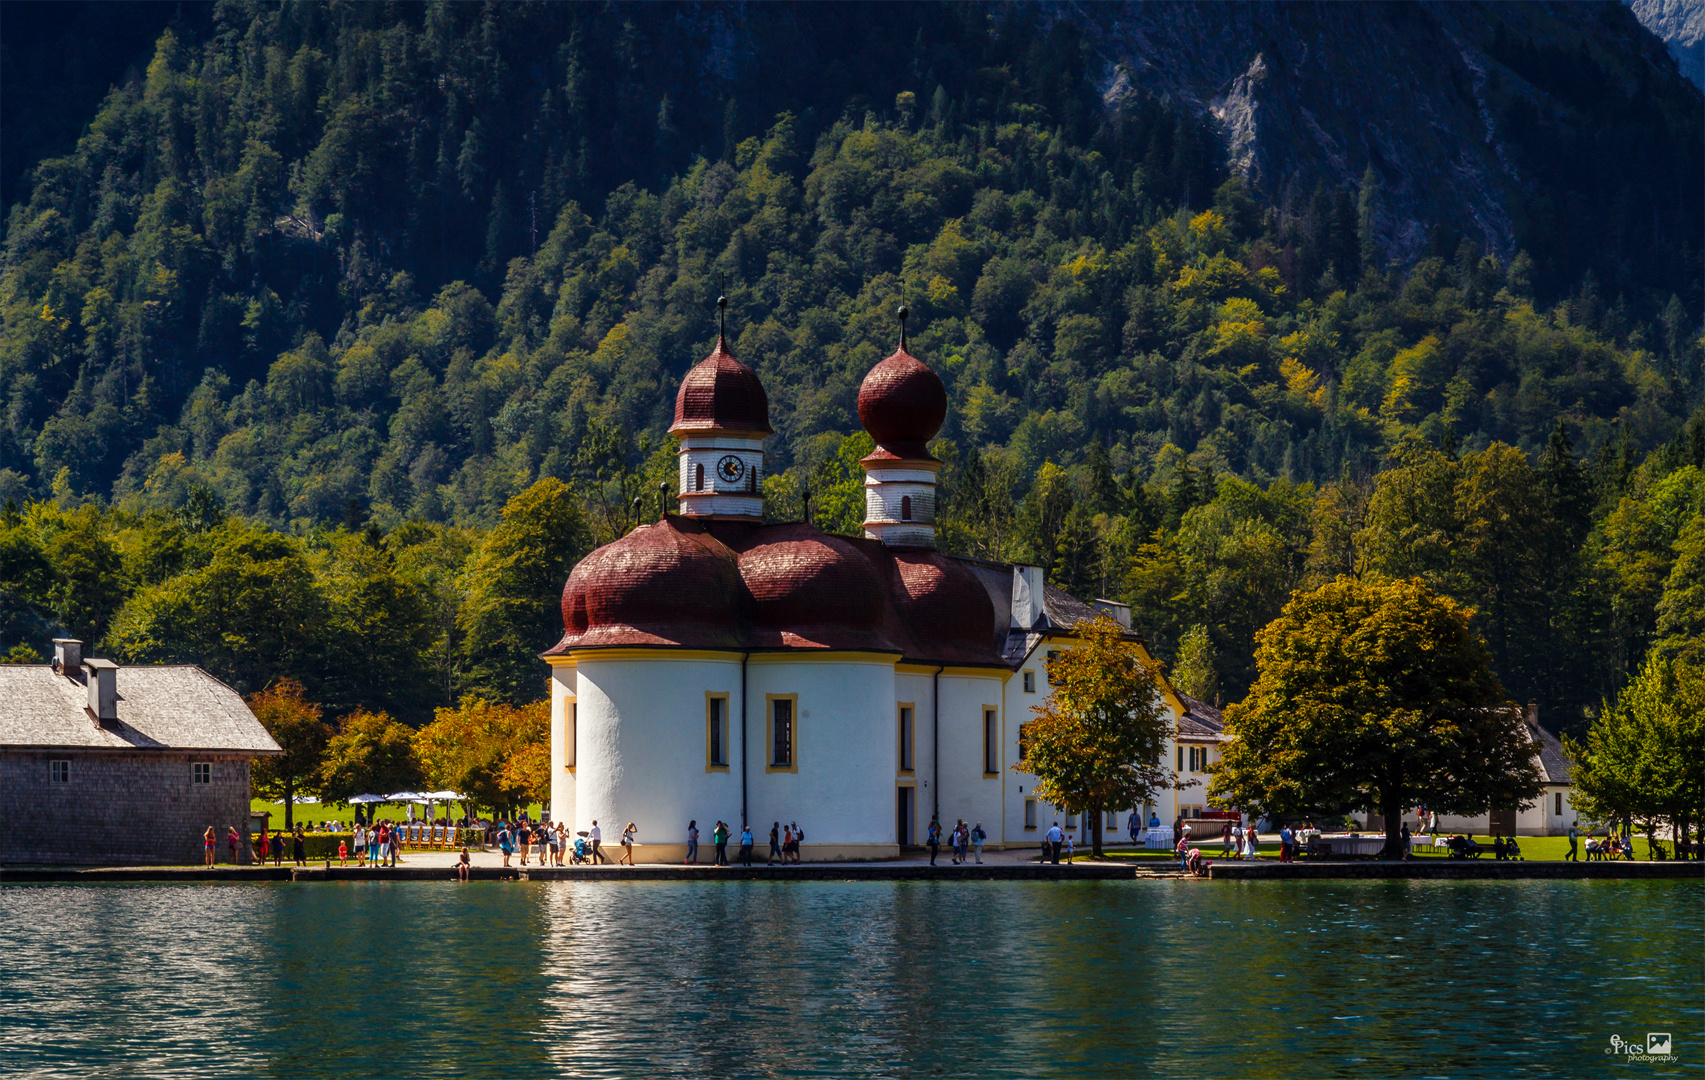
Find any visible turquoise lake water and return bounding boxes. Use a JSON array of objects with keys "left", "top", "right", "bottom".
[{"left": 2, "top": 879, "right": 1699, "bottom": 1078}]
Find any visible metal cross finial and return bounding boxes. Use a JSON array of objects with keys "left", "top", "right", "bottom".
[
  {"left": 659, "top": 481, "right": 670, "bottom": 521},
  {"left": 897, "top": 304, "right": 910, "bottom": 350},
  {"left": 632, "top": 495, "right": 643, "bottom": 529}
]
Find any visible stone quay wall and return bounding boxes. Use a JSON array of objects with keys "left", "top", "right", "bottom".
[{"left": 1, "top": 751, "right": 256, "bottom": 865}]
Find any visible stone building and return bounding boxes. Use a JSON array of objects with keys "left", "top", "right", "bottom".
[{"left": 0, "top": 640, "right": 280, "bottom": 865}]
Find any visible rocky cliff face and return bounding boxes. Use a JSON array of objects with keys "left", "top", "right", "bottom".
[
  {"left": 1628, "top": 0, "right": 1705, "bottom": 89},
  {"left": 1067, "top": 1, "right": 1701, "bottom": 267}
]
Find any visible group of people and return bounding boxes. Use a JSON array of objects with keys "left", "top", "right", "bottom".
[
  {"left": 927, "top": 818, "right": 986, "bottom": 865},
  {"left": 492, "top": 817, "right": 629, "bottom": 867},
  {"left": 682, "top": 819, "right": 805, "bottom": 867},
  {"left": 202, "top": 825, "right": 244, "bottom": 865}
]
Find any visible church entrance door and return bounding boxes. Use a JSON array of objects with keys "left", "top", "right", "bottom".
[{"left": 897, "top": 785, "right": 914, "bottom": 846}]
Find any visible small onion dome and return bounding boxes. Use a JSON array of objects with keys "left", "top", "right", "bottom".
[
  {"left": 886, "top": 551, "right": 999, "bottom": 665},
  {"left": 547, "top": 518, "right": 744, "bottom": 652},
  {"left": 669, "top": 337, "right": 772, "bottom": 436},
  {"left": 737, "top": 524, "right": 900, "bottom": 652},
  {"left": 857, "top": 346, "right": 947, "bottom": 461}
]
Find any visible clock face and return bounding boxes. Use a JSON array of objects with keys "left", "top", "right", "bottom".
[{"left": 716, "top": 455, "right": 746, "bottom": 483}]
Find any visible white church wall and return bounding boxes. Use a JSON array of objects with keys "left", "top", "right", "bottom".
[
  {"left": 894, "top": 671, "right": 934, "bottom": 847},
  {"left": 568, "top": 655, "right": 745, "bottom": 859},
  {"left": 745, "top": 655, "right": 899, "bottom": 860},
  {"left": 548, "top": 662, "right": 577, "bottom": 828},
  {"left": 932, "top": 672, "right": 1007, "bottom": 848}
]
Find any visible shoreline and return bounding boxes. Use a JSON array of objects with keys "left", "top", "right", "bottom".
[{"left": 3, "top": 860, "right": 1701, "bottom": 883}]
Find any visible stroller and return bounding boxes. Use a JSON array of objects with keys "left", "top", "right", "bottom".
[{"left": 571, "top": 836, "right": 590, "bottom": 864}]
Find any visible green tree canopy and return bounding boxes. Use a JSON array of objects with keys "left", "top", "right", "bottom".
[
  {"left": 1565, "top": 653, "right": 1705, "bottom": 852},
  {"left": 458, "top": 479, "right": 592, "bottom": 703},
  {"left": 317, "top": 708, "right": 423, "bottom": 809},
  {"left": 1014, "top": 615, "right": 1174, "bottom": 856},
  {"left": 1211, "top": 576, "right": 1540, "bottom": 857}
]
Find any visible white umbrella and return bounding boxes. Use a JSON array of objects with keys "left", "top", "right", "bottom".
[{"left": 348, "top": 794, "right": 386, "bottom": 804}]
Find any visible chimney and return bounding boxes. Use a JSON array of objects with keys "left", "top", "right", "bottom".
[
  {"left": 1092, "top": 599, "right": 1132, "bottom": 628},
  {"left": 53, "top": 638, "right": 82, "bottom": 675},
  {"left": 85, "top": 658, "right": 118, "bottom": 725},
  {"left": 1011, "top": 566, "right": 1046, "bottom": 630}
]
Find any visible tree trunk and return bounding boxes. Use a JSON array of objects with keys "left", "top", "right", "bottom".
[
  {"left": 284, "top": 776, "right": 295, "bottom": 831},
  {"left": 1091, "top": 801, "right": 1103, "bottom": 858},
  {"left": 1380, "top": 790, "right": 1403, "bottom": 860}
]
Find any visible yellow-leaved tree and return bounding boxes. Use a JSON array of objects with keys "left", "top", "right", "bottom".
[
  {"left": 413, "top": 696, "right": 549, "bottom": 818},
  {"left": 1014, "top": 616, "right": 1174, "bottom": 856}
]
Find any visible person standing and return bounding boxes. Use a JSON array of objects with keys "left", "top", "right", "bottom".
[
  {"left": 1045, "top": 821, "right": 1064, "bottom": 865},
  {"left": 589, "top": 820, "right": 603, "bottom": 864},
  {"left": 768, "top": 822, "right": 782, "bottom": 865},
  {"left": 1128, "top": 810, "right": 1140, "bottom": 846},
  {"left": 498, "top": 824, "right": 512, "bottom": 867},
  {"left": 269, "top": 830, "right": 285, "bottom": 866},
  {"left": 620, "top": 822, "right": 637, "bottom": 865},
  {"left": 227, "top": 825, "right": 240, "bottom": 865},
  {"left": 1278, "top": 823, "right": 1293, "bottom": 863},
  {"left": 927, "top": 817, "right": 942, "bottom": 865},
  {"left": 685, "top": 820, "right": 699, "bottom": 865},
  {"left": 1400, "top": 821, "right": 1412, "bottom": 860},
  {"left": 1567, "top": 820, "right": 1579, "bottom": 861},
  {"left": 518, "top": 822, "right": 531, "bottom": 867},
  {"left": 292, "top": 826, "right": 306, "bottom": 867},
  {"left": 738, "top": 825, "right": 754, "bottom": 866},
  {"left": 1245, "top": 824, "right": 1258, "bottom": 860},
  {"left": 713, "top": 821, "right": 729, "bottom": 866},
  {"left": 1221, "top": 821, "right": 1234, "bottom": 858},
  {"left": 790, "top": 822, "right": 804, "bottom": 863},
  {"left": 970, "top": 822, "right": 986, "bottom": 864},
  {"left": 1063, "top": 832, "right": 1075, "bottom": 864},
  {"left": 1175, "top": 830, "right": 1190, "bottom": 870},
  {"left": 204, "top": 826, "right": 217, "bottom": 867}
]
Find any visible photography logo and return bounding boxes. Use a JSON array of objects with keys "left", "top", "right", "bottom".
[{"left": 1606, "top": 1033, "right": 1675, "bottom": 1061}]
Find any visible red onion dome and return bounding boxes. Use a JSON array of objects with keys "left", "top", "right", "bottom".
[
  {"left": 548, "top": 519, "right": 744, "bottom": 652},
  {"left": 857, "top": 346, "right": 947, "bottom": 461},
  {"left": 736, "top": 524, "right": 900, "bottom": 652},
  {"left": 669, "top": 337, "right": 772, "bottom": 436},
  {"left": 888, "top": 551, "right": 999, "bottom": 665}
]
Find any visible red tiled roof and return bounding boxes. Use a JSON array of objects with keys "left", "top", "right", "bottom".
[
  {"left": 669, "top": 337, "right": 772, "bottom": 436},
  {"left": 857, "top": 346, "right": 946, "bottom": 461}
]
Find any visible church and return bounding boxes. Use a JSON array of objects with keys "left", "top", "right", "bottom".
[{"left": 543, "top": 311, "right": 1224, "bottom": 860}]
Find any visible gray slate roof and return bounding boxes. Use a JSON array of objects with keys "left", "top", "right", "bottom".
[
  {"left": 1527, "top": 718, "right": 1573, "bottom": 785},
  {"left": 0, "top": 664, "right": 280, "bottom": 754},
  {"left": 1175, "top": 693, "right": 1225, "bottom": 740},
  {"left": 952, "top": 556, "right": 1139, "bottom": 665}
]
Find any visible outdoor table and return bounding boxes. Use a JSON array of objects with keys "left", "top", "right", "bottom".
[{"left": 1322, "top": 835, "right": 1386, "bottom": 856}]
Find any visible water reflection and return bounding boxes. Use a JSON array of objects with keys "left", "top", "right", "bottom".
[{"left": 1, "top": 880, "right": 1698, "bottom": 1078}]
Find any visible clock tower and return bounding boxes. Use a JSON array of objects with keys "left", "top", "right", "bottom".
[{"left": 668, "top": 307, "right": 771, "bottom": 522}]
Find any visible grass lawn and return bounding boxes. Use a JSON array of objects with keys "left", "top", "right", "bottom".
[{"left": 250, "top": 799, "right": 545, "bottom": 830}]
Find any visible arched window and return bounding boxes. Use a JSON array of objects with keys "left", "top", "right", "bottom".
[
  {"left": 901, "top": 495, "right": 912, "bottom": 521},
  {"left": 695, "top": 463, "right": 705, "bottom": 491}
]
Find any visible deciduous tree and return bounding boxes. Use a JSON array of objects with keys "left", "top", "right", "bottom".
[
  {"left": 317, "top": 708, "right": 422, "bottom": 809},
  {"left": 248, "top": 678, "right": 331, "bottom": 830},
  {"left": 1211, "top": 576, "right": 1539, "bottom": 858},
  {"left": 1565, "top": 653, "right": 1705, "bottom": 855},
  {"left": 1014, "top": 615, "right": 1174, "bottom": 856}
]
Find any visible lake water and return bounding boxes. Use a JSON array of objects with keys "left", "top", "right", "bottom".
[{"left": 2, "top": 879, "right": 1699, "bottom": 1078}]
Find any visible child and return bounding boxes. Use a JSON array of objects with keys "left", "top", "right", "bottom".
[
  {"left": 337, "top": 838, "right": 348, "bottom": 866},
  {"left": 1063, "top": 833, "right": 1075, "bottom": 864}
]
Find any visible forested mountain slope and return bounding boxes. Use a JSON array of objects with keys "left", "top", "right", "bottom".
[{"left": 0, "top": 2, "right": 1701, "bottom": 730}]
